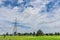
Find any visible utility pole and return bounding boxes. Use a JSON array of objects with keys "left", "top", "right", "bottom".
[{"left": 13, "top": 18, "right": 17, "bottom": 36}]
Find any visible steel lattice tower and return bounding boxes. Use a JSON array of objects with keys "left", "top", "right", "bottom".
[{"left": 13, "top": 18, "right": 17, "bottom": 35}]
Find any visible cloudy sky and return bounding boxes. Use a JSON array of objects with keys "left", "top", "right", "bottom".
[{"left": 0, "top": 0, "right": 60, "bottom": 34}]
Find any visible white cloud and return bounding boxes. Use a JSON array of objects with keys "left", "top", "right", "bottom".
[
  {"left": 18, "top": 0, "right": 23, "bottom": 3},
  {"left": 0, "top": 0, "right": 60, "bottom": 34}
]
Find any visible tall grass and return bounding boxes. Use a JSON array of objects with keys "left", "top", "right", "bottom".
[{"left": 0, "top": 36, "right": 60, "bottom": 40}]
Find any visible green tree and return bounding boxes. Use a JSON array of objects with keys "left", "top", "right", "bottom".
[
  {"left": 6, "top": 32, "right": 9, "bottom": 36},
  {"left": 36, "top": 29, "right": 44, "bottom": 36},
  {"left": 14, "top": 32, "right": 17, "bottom": 36},
  {"left": 57, "top": 32, "right": 60, "bottom": 35},
  {"left": 55, "top": 32, "right": 58, "bottom": 35},
  {"left": 55, "top": 32, "right": 60, "bottom": 35},
  {"left": 17, "top": 33, "right": 21, "bottom": 36},
  {"left": 29, "top": 32, "right": 32, "bottom": 35},
  {"left": 45, "top": 33, "right": 49, "bottom": 36},
  {"left": 49, "top": 33, "right": 53, "bottom": 36},
  {"left": 33, "top": 32, "right": 35, "bottom": 36}
]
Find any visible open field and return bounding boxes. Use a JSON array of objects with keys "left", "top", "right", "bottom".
[{"left": 0, "top": 36, "right": 60, "bottom": 40}]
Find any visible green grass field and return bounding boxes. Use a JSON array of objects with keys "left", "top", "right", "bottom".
[{"left": 0, "top": 36, "right": 60, "bottom": 40}]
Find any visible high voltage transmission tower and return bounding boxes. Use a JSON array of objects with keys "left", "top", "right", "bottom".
[
  {"left": 13, "top": 18, "right": 17, "bottom": 35},
  {"left": 12, "top": 18, "right": 30, "bottom": 35}
]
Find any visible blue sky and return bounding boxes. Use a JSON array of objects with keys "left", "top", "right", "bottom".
[{"left": 0, "top": 0, "right": 60, "bottom": 34}]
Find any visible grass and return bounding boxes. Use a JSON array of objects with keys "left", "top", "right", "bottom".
[{"left": 0, "top": 36, "right": 60, "bottom": 40}]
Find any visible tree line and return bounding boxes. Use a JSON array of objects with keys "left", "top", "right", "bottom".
[{"left": 3, "top": 29, "right": 60, "bottom": 36}]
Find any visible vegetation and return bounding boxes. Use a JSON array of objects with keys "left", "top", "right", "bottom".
[
  {"left": 0, "top": 36, "right": 60, "bottom": 40},
  {"left": 1, "top": 29, "right": 60, "bottom": 40},
  {"left": 36, "top": 29, "right": 44, "bottom": 36},
  {"left": 4, "top": 29, "right": 60, "bottom": 36}
]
